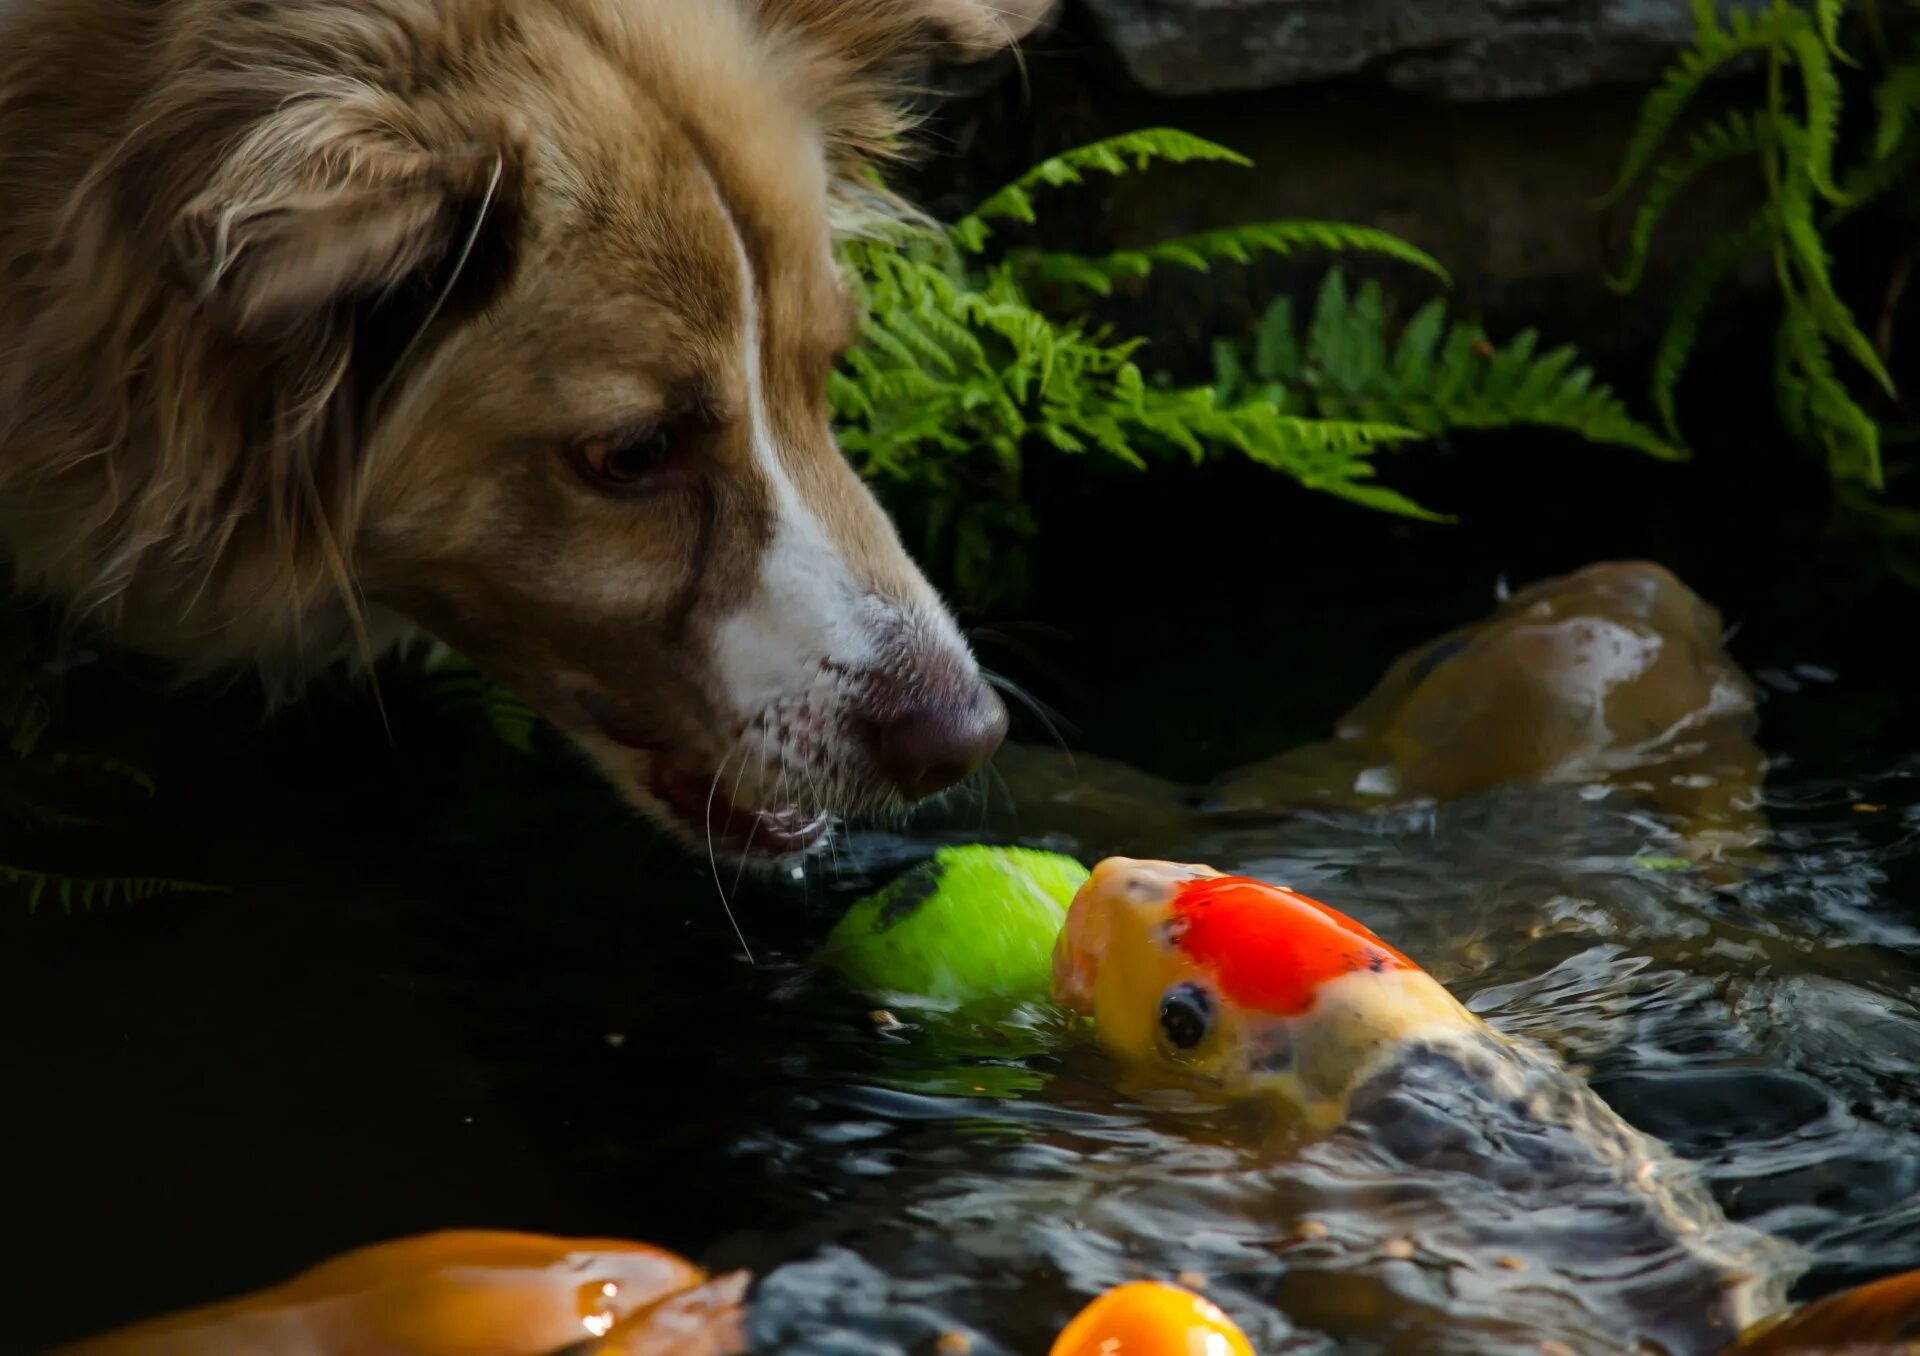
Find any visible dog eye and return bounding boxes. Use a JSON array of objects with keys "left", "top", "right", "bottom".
[
  {"left": 569, "top": 425, "right": 673, "bottom": 492},
  {"left": 1158, "top": 982, "right": 1214, "bottom": 1052}
]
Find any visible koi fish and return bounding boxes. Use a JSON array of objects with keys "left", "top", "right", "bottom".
[
  {"left": 1050, "top": 1281, "right": 1254, "bottom": 1356},
  {"left": 1720, "top": 1265, "right": 1920, "bottom": 1353},
  {"left": 1052, "top": 858, "right": 1796, "bottom": 1353},
  {"left": 46, "top": 1230, "right": 748, "bottom": 1356}
]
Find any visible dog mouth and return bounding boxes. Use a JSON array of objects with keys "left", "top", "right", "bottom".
[
  {"left": 649, "top": 751, "right": 833, "bottom": 856},
  {"left": 572, "top": 688, "right": 833, "bottom": 856}
]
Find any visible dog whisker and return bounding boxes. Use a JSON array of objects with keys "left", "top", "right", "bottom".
[
  {"left": 725, "top": 711, "right": 775, "bottom": 903},
  {"left": 704, "top": 745, "right": 756, "bottom": 967},
  {"left": 966, "top": 626, "right": 1084, "bottom": 704},
  {"left": 981, "top": 667, "right": 1076, "bottom": 770}
]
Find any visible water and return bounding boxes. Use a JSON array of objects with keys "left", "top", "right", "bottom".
[
  {"left": 6, "top": 419, "right": 1920, "bottom": 1352},
  {"left": 7, "top": 659, "right": 1920, "bottom": 1353}
]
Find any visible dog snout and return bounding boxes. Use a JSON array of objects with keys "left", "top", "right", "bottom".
[{"left": 865, "top": 678, "right": 1009, "bottom": 802}]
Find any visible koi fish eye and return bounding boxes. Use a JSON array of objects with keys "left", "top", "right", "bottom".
[{"left": 1158, "top": 982, "right": 1214, "bottom": 1052}]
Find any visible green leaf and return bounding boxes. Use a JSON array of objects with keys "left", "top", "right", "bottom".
[
  {"left": 1608, "top": 110, "right": 1772, "bottom": 293},
  {"left": 1812, "top": 0, "right": 1853, "bottom": 63},
  {"left": 954, "top": 129, "right": 1254, "bottom": 251},
  {"left": 1255, "top": 296, "right": 1301, "bottom": 383},
  {"left": 1777, "top": 174, "right": 1898, "bottom": 394},
  {"left": 1391, "top": 298, "right": 1448, "bottom": 392},
  {"left": 1650, "top": 215, "right": 1769, "bottom": 440},
  {"left": 2, "top": 864, "right": 223, "bottom": 915},
  {"left": 1027, "top": 221, "right": 1449, "bottom": 294},
  {"left": 1782, "top": 19, "right": 1851, "bottom": 203},
  {"left": 1219, "top": 267, "right": 1681, "bottom": 463},
  {"left": 1598, "top": 11, "right": 1781, "bottom": 206},
  {"left": 1872, "top": 60, "right": 1920, "bottom": 160}
]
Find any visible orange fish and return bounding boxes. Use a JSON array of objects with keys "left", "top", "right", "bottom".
[
  {"left": 1053, "top": 857, "right": 1489, "bottom": 1127},
  {"left": 1721, "top": 1266, "right": 1920, "bottom": 1353},
  {"left": 1052, "top": 857, "right": 1802, "bottom": 1353},
  {"left": 1050, "top": 1281, "right": 1255, "bottom": 1356},
  {"left": 47, "top": 1230, "right": 748, "bottom": 1356}
]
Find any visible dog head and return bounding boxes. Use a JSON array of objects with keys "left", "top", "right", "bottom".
[{"left": 21, "top": 0, "right": 1054, "bottom": 854}]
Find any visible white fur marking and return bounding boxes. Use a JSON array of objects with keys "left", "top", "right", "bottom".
[
  {"left": 706, "top": 175, "right": 873, "bottom": 715},
  {"left": 699, "top": 171, "right": 981, "bottom": 797}
]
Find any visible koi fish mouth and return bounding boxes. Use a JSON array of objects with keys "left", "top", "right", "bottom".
[{"left": 1052, "top": 857, "right": 1222, "bottom": 1012}]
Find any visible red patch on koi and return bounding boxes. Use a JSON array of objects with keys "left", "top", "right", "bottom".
[{"left": 1169, "top": 877, "right": 1419, "bottom": 1016}]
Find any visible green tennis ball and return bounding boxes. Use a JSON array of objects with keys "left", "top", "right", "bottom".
[{"left": 817, "top": 846, "right": 1091, "bottom": 1006}]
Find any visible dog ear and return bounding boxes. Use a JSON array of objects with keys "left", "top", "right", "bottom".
[
  {"left": 755, "top": 0, "right": 1054, "bottom": 67},
  {"left": 166, "top": 118, "right": 523, "bottom": 341}
]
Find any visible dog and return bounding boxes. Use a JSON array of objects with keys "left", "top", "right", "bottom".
[{"left": 0, "top": 0, "right": 1051, "bottom": 855}]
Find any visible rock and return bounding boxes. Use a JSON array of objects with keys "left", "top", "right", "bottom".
[{"left": 1076, "top": 0, "right": 1753, "bottom": 100}]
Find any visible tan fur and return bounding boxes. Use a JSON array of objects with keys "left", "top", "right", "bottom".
[{"left": 0, "top": 0, "right": 1047, "bottom": 844}]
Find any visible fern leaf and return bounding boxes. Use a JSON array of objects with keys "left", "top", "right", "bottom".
[
  {"left": 1509, "top": 342, "right": 1581, "bottom": 411},
  {"left": 1027, "top": 221, "right": 1448, "bottom": 293},
  {"left": 1778, "top": 306, "right": 1884, "bottom": 485},
  {"left": 1327, "top": 480, "right": 1454, "bottom": 521},
  {"left": 1392, "top": 298, "right": 1448, "bottom": 390},
  {"left": 1812, "top": 0, "right": 1854, "bottom": 63},
  {"left": 1219, "top": 268, "right": 1679, "bottom": 463},
  {"left": 1599, "top": 12, "right": 1781, "bottom": 205},
  {"left": 1482, "top": 330, "right": 1542, "bottom": 404},
  {"left": 1651, "top": 215, "right": 1769, "bottom": 439},
  {"left": 1432, "top": 324, "right": 1487, "bottom": 409},
  {"left": 1609, "top": 110, "right": 1772, "bottom": 293},
  {"left": 2, "top": 863, "right": 221, "bottom": 914},
  {"left": 954, "top": 129, "right": 1253, "bottom": 251},
  {"left": 1213, "top": 338, "right": 1246, "bottom": 396},
  {"left": 1255, "top": 296, "right": 1301, "bottom": 382},
  {"left": 1777, "top": 175, "right": 1898, "bottom": 393},
  {"left": 1873, "top": 60, "right": 1920, "bottom": 160},
  {"left": 1783, "top": 19, "right": 1852, "bottom": 203},
  {"left": 1305, "top": 268, "right": 1356, "bottom": 392}
]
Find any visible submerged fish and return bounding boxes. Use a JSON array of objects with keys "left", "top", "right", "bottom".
[
  {"left": 1050, "top": 1280, "right": 1254, "bottom": 1356},
  {"left": 978, "top": 561, "right": 1768, "bottom": 870},
  {"left": 46, "top": 1230, "right": 748, "bottom": 1356},
  {"left": 1209, "top": 561, "right": 1765, "bottom": 855},
  {"left": 1052, "top": 858, "right": 1797, "bottom": 1353},
  {"left": 1721, "top": 1265, "right": 1920, "bottom": 1353}
]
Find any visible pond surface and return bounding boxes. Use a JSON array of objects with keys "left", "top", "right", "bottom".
[{"left": 6, "top": 433, "right": 1920, "bottom": 1355}]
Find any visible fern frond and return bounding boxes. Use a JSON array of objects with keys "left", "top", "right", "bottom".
[
  {"left": 1609, "top": 110, "right": 1772, "bottom": 293},
  {"left": 1777, "top": 304, "right": 1885, "bottom": 486},
  {"left": 1254, "top": 295, "right": 1301, "bottom": 381},
  {"left": 1776, "top": 172, "right": 1898, "bottom": 393},
  {"left": 1220, "top": 269, "right": 1681, "bottom": 462},
  {"left": 1027, "top": 221, "right": 1448, "bottom": 295},
  {"left": 2, "top": 863, "right": 222, "bottom": 914},
  {"left": 422, "top": 658, "right": 544, "bottom": 754},
  {"left": 1812, "top": 0, "right": 1854, "bottom": 63},
  {"left": 1599, "top": 10, "right": 1783, "bottom": 205},
  {"left": 1651, "top": 215, "right": 1769, "bottom": 439},
  {"left": 833, "top": 134, "right": 1472, "bottom": 604},
  {"left": 953, "top": 129, "right": 1253, "bottom": 252},
  {"left": 1873, "top": 59, "right": 1920, "bottom": 159},
  {"left": 1782, "top": 19, "right": 1852, "bottom": 202}
]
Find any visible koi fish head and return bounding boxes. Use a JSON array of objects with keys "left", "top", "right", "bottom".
[{"left": 1052, "top": 858, "right": 1482, "bottom": 1122}]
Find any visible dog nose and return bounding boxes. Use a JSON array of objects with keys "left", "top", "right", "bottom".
[{"left": 869, "top": 682, "right": 1010, "bottom": 802}]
